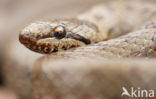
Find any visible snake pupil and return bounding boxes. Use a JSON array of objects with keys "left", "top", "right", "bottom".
[{"left": 54, "top": 26, "right": 66, "bottom": 39}]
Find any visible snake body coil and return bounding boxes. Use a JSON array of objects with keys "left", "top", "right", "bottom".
[{"left": 19, "top": 1, "right": 156, "bottom": 56}]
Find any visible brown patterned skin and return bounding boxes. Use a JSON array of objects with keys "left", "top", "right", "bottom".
[
  {"left": 19, "top": 1, "right": 156, "bottom": 54},
  {"left": 19, "top": 19, "right": 96, "bottom": 53}
]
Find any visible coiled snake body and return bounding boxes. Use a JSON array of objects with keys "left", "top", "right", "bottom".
[{"left": 19, "top": 1, "right": 156, "bottom": 57}]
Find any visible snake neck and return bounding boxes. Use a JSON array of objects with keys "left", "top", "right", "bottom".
[{"left": 75, "top": 17, "right": 106, "bottom": 43}]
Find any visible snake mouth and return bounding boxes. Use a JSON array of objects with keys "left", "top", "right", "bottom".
[
  {"left": 19, "top": 33, "right": 86, "bottom": 54},
  {"left": 35, "top": 38, "right": 86, "bottom": 54}
]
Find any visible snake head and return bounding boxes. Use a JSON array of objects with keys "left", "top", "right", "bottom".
[{"left": 19, "top": 19, "right": 97, "bottom": 54}]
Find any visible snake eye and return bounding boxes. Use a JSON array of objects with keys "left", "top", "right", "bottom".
[{"left": 54, "top": 25, "right": 66, "bottom": 39}]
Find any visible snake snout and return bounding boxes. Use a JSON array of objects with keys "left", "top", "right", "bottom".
[
  {"left": 19, "top": 31, "right": 37, "bottom": 51},
  {"left": 19, "top": 22, "right": 54, "bottom": 48},
  {"left": 19, "top": 30, "right": 31, "bottom": 45}
]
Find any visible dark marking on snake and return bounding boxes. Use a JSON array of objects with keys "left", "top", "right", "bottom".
[
  {"left": 66, "top": 33, "right": 91, "bottom": 44},
  {"left": 125, "top": 36, "right": 133, "bottom": 42},
  {"left": 79, "top": 20, "right": 99, "bottom": 33},
  {"left": 107, "top": 28, "right": 114, "bottom": 39},
  {"left": 130, "top": 51, "right": 140, "bottom": 57},
  {"left": 144, "top": 21, "right": 156, "bottom": 29}
]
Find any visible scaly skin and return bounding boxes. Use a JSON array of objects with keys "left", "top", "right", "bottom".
[
  {"left": 19, "top": 1, "right": 156, "bottom": 54},
  {"left": 32, "top": 58, "right": 156, "bottom": 99},
  {"left": 49, "top": 28, "right": 156, "bottom": 58}
]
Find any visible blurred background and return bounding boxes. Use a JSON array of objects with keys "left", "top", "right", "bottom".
[{"left": 0, "top": 0, "right": 156, "bottom": 99}]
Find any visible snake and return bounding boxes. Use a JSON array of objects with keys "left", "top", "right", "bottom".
[
  {"left": 32, "top": 58, "right": 156, "bottom": 99},
  {"left": 19, "top": 1, "right": 156, "bottom": 56},
  {"left": 17, "top": 1, "right": 156, "bottom": 98}
]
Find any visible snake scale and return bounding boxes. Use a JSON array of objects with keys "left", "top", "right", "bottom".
[{"left": 19, "top": 1, "right": 156, "bottom": 58}]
